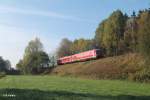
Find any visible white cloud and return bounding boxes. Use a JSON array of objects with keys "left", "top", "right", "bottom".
[{"left": 0, "top": 6, "right": 95, "bottom": 23}]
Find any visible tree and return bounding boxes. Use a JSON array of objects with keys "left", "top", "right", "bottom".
[
  {"left": 23, "top": 51, "right": 50, "bottom": 74},
  {"left": 71, "top": 38, "right": 94, "bottom": 54},
  {"left": 95, "top": 20, "right": 107, "bottom": 49},
  {"left": 49, "top": 54, "right": 57, "bottom": 67},
  {"left": 16, "top": 38, "right": 50, "bottom": 74},
  {"left": 57, "top": 38, "right": 95, "bottom": 58},
  {"left": 57, "top": 38, "right": 72, "bottom": 57},
  {"left": 0, "top": 57, "right": 6, "bottom": 72},
  {"left": 16, "top": 60, "right": 23, "bottom": 72},
  {"left": 0, "top": 57, "right": 11, "bottom": 72},
  {"left": 95, "top": 10, "right": 127, "bottom": 56},
  {"left": 137, "top": 10, "right": 150, "bottom": 60},
  {"left": 25, "top": 38, "right": 43, "bottom": 57},
  {"left": 124, "top": 11, "right": 138, "bottom": 52},
  {"left": 5, "top": 60, "right": 11, "bottom": 70}
]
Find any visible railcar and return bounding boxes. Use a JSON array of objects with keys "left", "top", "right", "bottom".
[{"left": 57, "top": 49, "right": 102, "bottom": 65}]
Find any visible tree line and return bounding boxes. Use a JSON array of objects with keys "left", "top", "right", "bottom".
[
  {"left": 57, "top": 38, "right": 95, "bottom": 57},
  {"left": 0, "top": 56, "right": 15, "bottom": 76}
]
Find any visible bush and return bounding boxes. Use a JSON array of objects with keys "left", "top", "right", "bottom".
[
  {"left": 0, "top": 72, "right": 6, "bottom": 79},
  {"left": 132, "top": 68, "right": 150, "bottom": 83},
  {"left": 6, "top": 69, "right": 21, "bottom": 75}
]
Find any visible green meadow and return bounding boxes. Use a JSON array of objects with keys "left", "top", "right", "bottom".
[{"left": 0, "top": 75, "right": 149, "bottom": 100}]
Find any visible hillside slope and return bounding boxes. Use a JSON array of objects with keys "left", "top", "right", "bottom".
[{"left": 51, "top": 53, "right": 145, "bottom": 80}]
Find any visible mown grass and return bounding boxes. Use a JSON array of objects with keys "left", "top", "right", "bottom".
[{"left": 0, "top": 75, "right": 150, "bottom": 100}]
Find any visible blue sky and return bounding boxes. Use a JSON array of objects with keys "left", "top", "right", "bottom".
[{"left": 0, "top": 0, "right": 149, "bottom": 67}]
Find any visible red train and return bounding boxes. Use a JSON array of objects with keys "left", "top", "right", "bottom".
[{"left": 57, "top": 49, "right": 102, "bottom": 65}]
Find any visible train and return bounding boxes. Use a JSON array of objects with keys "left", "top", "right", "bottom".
[{"left": 57, "top": 49, "right": 102, "bottom": 65}]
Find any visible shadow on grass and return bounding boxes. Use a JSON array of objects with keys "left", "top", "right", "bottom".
[{"left": 0, "top": 89, "right": 149, "bottom": 100}]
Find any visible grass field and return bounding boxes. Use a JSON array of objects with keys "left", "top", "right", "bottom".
[{"left": 0, "top": 75, "right": 150, "bottom": 100}]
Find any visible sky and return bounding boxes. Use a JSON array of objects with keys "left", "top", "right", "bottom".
[{"left": 0, "top": 0, "right": 149, "bottom": 68}]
